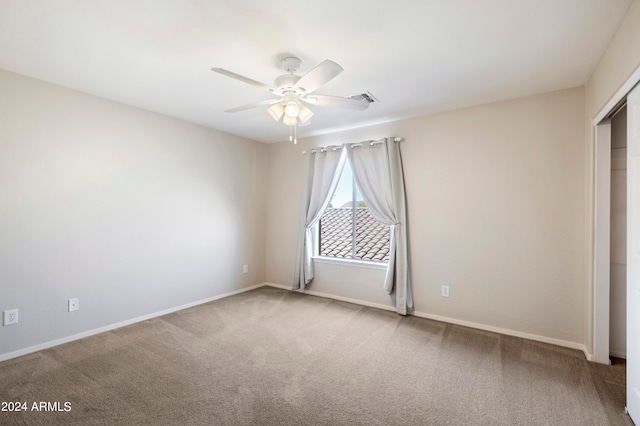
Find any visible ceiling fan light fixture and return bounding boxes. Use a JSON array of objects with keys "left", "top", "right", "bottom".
[
  {"left": 284, "top": 100, "right": 300, "bottom": 118},
  {"left": 282, "top": 115, "right": 297, "bottom": 126},
  {"left": 298, "top": 104, "right": 313, "bottom": 123},
  {"left": 268, "top": 103, "right": 284, "bottom": 121}
]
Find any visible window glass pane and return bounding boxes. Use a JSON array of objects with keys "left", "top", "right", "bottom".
[
  {"left": 354, "top": 184, "right": 390, "bottom": 261},
  {"left": 319, "top": 161, "right": 389, "bottom": 262},
  {"left": 319, "top": 164, "right": 353, "bottom": 258},
  {"left": 355, "top": 207, "right": 390, "bottom": 262},
  {"left": 329, "top": 161, "right": 353, "bottom": 209}
]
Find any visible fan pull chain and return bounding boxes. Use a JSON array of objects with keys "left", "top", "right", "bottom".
[{"left": 289, "top": 122, "right": 298, "bottom": 144}]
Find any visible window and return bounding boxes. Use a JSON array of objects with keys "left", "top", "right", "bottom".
[{"left": 318, "top": 161, "right": 390, "bottom": 262}]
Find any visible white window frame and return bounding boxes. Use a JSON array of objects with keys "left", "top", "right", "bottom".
[
  {"left": 314, "top": 162, "right": 389, "bottom": 269},
  {"left": 312, "top": 254, "right": 388, "bottom": 270}
]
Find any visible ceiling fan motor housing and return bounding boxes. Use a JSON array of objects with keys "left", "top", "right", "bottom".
[
  {"left": 274, "top": 73, "right": 302, "bottom": 95},
  {"left": 273, "top": 56, "right": 306, "bottom": 96},
  {"left": 280, "top": 56, "right": 302, "bottom": 73}
]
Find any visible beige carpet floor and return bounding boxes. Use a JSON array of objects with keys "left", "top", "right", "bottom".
[{"left": 0, "top": 286, "right": 634, "bottom": 425}]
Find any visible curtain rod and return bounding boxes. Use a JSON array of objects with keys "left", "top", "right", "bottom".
[{"left": 302, "top": 137, "right": 404, "bottom": 155}]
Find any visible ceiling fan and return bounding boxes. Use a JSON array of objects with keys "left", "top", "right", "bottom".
[{"left": 211, "top": 57, "right": 370, "bottom": 142}]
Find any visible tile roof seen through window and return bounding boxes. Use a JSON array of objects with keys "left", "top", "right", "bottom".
[{"left": 319, "top": 208, "right": 390, "bottom": 262}]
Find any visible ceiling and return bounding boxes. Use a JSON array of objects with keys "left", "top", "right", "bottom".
[{"left": 0, "top": 0, "right": 632, "bottom": 143}]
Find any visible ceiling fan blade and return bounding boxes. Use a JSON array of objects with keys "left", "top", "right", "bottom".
[
  {"left": 303, "top": 95, "right": 370, "bottom": 111},
  {"left": 211, "top": 68, "right": 275, "bottom": 93},
  {"left": 295, "top": 60, "right": 344, "bottom": 94},
  {"left": 224, "top": 98, "right": 281, "bottom": 113}
]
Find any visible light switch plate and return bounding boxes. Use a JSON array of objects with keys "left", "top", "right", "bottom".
[
  {"left": 68, "top": 298, "right": 79, "bottom": 312},
  {"left": 441, "top": 286, "right": 450, "bottom": 298}
]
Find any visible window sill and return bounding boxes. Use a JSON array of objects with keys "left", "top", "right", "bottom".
[{"left": 312, "top": 256, "right": 388, "bottom": 271}]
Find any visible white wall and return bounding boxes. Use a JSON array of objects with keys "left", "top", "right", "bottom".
[
  {"left": 267, "top": 87, "right": 586, "bottom": 347},
  {"left": 584, "top": 0, "right": 640, "bottom": 356},
  {"left": 0, "top": 69, "right": 267, "bottom": 359}
]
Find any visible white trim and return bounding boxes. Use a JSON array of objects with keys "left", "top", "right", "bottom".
[
  {"left": 0, "top": 283, "right": 266, "bottom": 363},
  {"left": 411, "top": 311, "right": 588, "bottom": 357},
  {"left": 610, "top": 350, "right": 627, "bottom": 359},
  {"left": 266, "top": 283, "right": 294, "bottom": 291},
  {"left": 2, "top": 281, "right": 591, "bottom": 364},
  {"left": 265, "top": 282, "right": 395, "bottom": 311},
  {"left": 264, "top": 283, "right": 589, "bottom": 359},
  {"left": 593, "top": 120, "right": 612, "bottom": 365},
  {"left": 312, "top": 256, "right": 388, "bottom": 270},
  {"left": 594, "top": 66, "right": 640, "bottom": 124},
  {"left": 591, "top": 63, "right": 640, "bottom": 365}
]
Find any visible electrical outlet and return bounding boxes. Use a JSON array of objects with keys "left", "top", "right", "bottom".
[
  {"left": 441, "top": 285, "right": 450, "bottom": 298},
  {"left": 3, "top": 309, "right": 19, "bottom": 326},
  {"left": 243, "top": 264, "right": 248, "bottom": 274},
  {"left": 68, "top": 298, "right": 79, "bottom": 312}
]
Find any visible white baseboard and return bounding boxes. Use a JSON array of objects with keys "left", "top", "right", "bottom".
[
  {"left": 1, "top": 282, "right": 591, "bottom": 363},
  {"left": 264, "top": 282, "right": 291, "bottom": 290},
  {"left": 264, "top": 282, "right": 396, "bottom": 312},
  {"left": 609, "top": 350, "right": 627, "bottom": 359},
  {"left": 0, "top": 283, "right": 266, "bottom": 363},
  {"left": 411, "top": 310, "right": 588, "bottom": 356},
  {"left": 263, "top": 282, "right": 590, "bottom": 359}
]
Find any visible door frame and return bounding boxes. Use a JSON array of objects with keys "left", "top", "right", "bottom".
[
  {"left": 593, "top": 120, "right": 611, "bottom": 364},
  {"left": 593, "top": 65, "right": 640, "bottom": 365}
]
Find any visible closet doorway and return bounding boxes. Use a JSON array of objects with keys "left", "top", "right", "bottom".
[
  {"left": 609, "top": 105, "right": 627, "bottom": 360},
  {"left": 593, "top": 75, "right": 640, "bottom": 423}
]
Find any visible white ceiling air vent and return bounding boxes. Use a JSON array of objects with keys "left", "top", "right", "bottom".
[{"left": 348, "top": 91, "right": 378, "bottom": 103}]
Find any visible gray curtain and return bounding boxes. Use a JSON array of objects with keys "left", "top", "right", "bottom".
[
  {"left": 346, "top": 138, "right": 412, "bottom": 314},
  {"left": 293, "top": 147, "right": 346, "bottom": 290}
]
